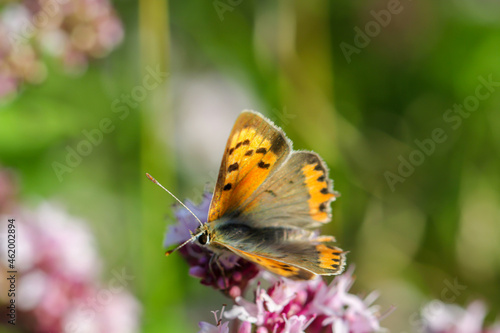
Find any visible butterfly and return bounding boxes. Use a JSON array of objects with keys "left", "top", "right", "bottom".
[{"left": 155, "top": 111, "right": 346, "bottom": 280}]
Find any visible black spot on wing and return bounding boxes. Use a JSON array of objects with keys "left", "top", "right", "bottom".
[
  {"left": 223, "top": 183, "right": 232, "bottom": 191},
  {"left": 230, "top": 139, "right": 251, "bottom": 155},
  {"left": 228, "top": 163, "right": 239, "bottom": 173},
  {"left": 317, "top": 175, "right": 325, "bottom": 182},
  {"left": 258, "top": 161, "right": 270, "bottom": 169},
  {"left": 265, "top": 190, "right": 277, "bottom": 197},
  {"left": 320, "top": 188, "right": 329, "bottom": 195},
  {"left": 256, "top": 148, "right": 267, "bottom": 154},
  {"left": 245, "top": 150, "right": 254, "bottom": 156}
]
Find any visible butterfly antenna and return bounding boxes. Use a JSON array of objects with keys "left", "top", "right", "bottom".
[
  {"left": 145, "top": 173, "right": 204, "bottom": 227},
  {"left": 164, "top": 233, "right": 201, "bottom": 256}
]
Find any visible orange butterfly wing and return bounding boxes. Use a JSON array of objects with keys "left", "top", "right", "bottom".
[
  {"left": 207, "top": 111, "right": 292, "bottom": 222},
  {"left": 221, "top": 243, "right": 315, "bottom": 280},
  {"left": 219, "top": 242, "right": 345, "bottom": 280}
]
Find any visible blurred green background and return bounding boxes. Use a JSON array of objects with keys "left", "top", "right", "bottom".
[{"left": 1, "top": 0, "right": 500, "bottom": 332}]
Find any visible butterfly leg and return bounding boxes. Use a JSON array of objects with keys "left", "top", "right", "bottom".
[
  {"left": 208, "top": 253, "right": 217, "bottom": 278},
  {"left": 208, "top": 254, "right": 228, "bottom": 289},
  {"left": 216, "top": 259, "right": 228, "bottom": 289}
]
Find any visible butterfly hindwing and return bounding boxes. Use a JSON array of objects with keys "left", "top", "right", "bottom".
[
  {"left": 219, "top": 239, "right": 345, "bottom": 280},
  {"left": 208, "top": 111, "right": 292, "bottom": 222},
  {"left": 212, "top": 224, "right": 346, "bottom": 279},
  {"left": 221, "top": 243, "right": 316, "bottom": 280},
  {"left": 235, "top": 151, "right": 338, "bottom": 229}
]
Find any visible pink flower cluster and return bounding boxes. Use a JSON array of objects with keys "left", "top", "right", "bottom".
[
  {"left": 0, "top": 170, "right": 140, "bottom": 332},
  {"left": 419, "top": 300, "right": 500, "bottom": 333},
  {"left": 218, "top": 268, "right": 382, "bottom": 333},
  {"left": 0, "top": 0, "right": 124, "bottom": 98}
]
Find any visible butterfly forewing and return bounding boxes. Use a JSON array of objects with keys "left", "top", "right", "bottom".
[{"left": 208, "top": 111, "right": 292, "bottom": 222}]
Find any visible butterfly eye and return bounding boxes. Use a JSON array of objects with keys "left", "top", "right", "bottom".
[{"left": 198, "top": 232, "right": 209, "bottom": 245}]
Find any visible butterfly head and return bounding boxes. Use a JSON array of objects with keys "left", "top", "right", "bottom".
[
  {"left": 194, "top": 225, "right": 212, "bottom": 246},
  {"left": 165, "top": 224, "right": 212, "bottom": 256}
]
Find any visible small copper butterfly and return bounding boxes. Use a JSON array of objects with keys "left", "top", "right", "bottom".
[{"left": 154, "top": 111, "right": 346, "bottom": 280}]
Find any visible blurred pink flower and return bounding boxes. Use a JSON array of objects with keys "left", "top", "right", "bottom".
[
  {"left": 198, "top": 307, "right": 253, "bottom": 333},
  {"left": 0, "top": 0, "right": 123, "bottom": 98},
  {"left": 198, "top": 321, "right": 230, "bottom": 333},
  {"left": 198, "top": 307, "right": 230, "bottom": 333},
  {"left": 420, "top": 300, "right": 500, "bottom": 333},
  {"left": 0, "top": 170, "right": 140, "bottom": 333}
]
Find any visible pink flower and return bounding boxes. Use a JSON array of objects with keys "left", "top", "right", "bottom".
[
  {"left": 198, "top": 321, "right": 230, "bottom": 333},
  {"left": 420, "top": 300, "right": 500, "bottom": 333},
  {"left": 225, "top": 268, "right": 383, "bottom": 333},
  {"left": 0, "top": 170, "right": 141, "bottom": 333},
  {"left": 198, "top": 306, "right": 252, "bottom": 333},
  {"left": 0, "top": 0, "right": 124, "bottom": 97}
]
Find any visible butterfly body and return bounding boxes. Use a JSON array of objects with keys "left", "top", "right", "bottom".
[{"left": 194, "top": 111, "right": 346, "bottom": 280}]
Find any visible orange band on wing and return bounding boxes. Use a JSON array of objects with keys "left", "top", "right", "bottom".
[
  {"left": 302, "top": 163, "right": 337, "bottom": 222},
  {"left": 222, "top": 243, "right": 316, "bottom": 280},
  {"left": 316, "top": 244, "right": 345, "bottom": 273}
]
